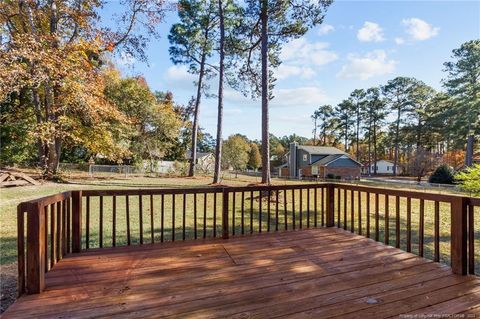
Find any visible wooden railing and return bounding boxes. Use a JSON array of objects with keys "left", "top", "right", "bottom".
[{"left": 17, "top": 183, "right": 479, "bottom": 295}]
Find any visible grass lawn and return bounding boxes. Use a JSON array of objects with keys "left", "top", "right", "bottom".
[{"left": 1, "top": 173, "right": 479, "bottom": 313}]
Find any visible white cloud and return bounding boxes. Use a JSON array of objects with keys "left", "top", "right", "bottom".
[
  {"left": 395, "top": 37, "right": 405, "bottom": 45},
  {"left": 163, "top": 65, "right": 196, "bottom": 90},
  {"left": 318, "top": 24, "right": 335, "bottom": 36},
  {"left": 357, "top": 22, "right": 385, "bottom": 42},
  {"left": 276, "top": 64, "right": 316, "bottom": 80},
  {"left": 271, "top": 86, "right": 330, "bottom": 108},
  {"left": 115, "top": 51, "right": 136, "bottom": 67},
  {"left": 402, "top": 18, "right": 439, "bottom": 41},
  {"left": 337, "top": 50, "right": 396, "bottom": 80},
  {"left": 281, "top": 38, "right": 338, "bottom": 66}
]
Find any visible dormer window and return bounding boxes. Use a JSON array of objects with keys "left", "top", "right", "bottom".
[{"left": 303, "top": 154, "right": 308, "bottom": 161}]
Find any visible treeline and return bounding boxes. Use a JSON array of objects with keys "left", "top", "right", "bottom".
[
  {"left": 0, "top": 0, "right": 333, "bottom": 184},
  {"left": 310, "top": 40, "right": 480, "bottom": 179}
]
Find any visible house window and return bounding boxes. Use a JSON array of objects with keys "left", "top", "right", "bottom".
[
  {"left": 387, "top": 166, "right": 389, "bottom": 171},
  {"left": 303, "top": 154, "right": 308, "bottom": 161}
]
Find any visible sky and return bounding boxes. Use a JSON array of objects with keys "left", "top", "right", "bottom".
[{"left": 105, "top": 0, "right": 480, "bottom": 141}]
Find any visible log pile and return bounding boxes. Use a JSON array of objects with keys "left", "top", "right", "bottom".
[{"left": 0, "top": 171, "right": 41, "bottom": 188}]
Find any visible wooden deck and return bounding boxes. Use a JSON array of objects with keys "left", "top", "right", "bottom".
[{"left": 4, "top": 227, "right": 480, "bottom": 318}]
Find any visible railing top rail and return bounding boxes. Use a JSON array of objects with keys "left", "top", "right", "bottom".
[
  {"left": 469, "top": 197, "right": 480, "bottom": 206},
  {"left": 19, "top": 191, "right": 72, "bottom": 207},
  {"left": 81, "top": 183, "right": 329, "bottom": 197},
  {"left": 333, "top": 183, "right": 467, "bottom": 203}
]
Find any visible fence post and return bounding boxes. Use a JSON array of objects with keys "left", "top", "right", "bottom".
[
  {"left": 72, "top": 191, "right": 82, "bottom": 253},
  {"left": 451, "top": 197, "right": 467, "bottom": 275},
  {"left": 26, "top": 202, "right": 45, "bottom": 294},
  {"left": 326, "top": 184, "right": 335, "bottom": 227},
  {"left": 222, "top": 188, "right": 229, "bottom": 239}
]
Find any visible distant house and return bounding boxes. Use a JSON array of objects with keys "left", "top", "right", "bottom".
[
  {"left": 362, "top": 160, "right": 402, "bottom": 175},
  {"left": 279, "top": 143, "right": 362, "bottom": 179},
  {"left": 186, "top": 151, "right": 215, "bottom": 173}
]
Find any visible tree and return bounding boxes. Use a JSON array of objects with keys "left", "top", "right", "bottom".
[
  {"left": 363, "top": 87, "right": 387, "bottom": 175},
  {"left": 0, "top": 0, "right": 167, "bottom": 178},
  {"left": 222, "top": 134, "right": 251, "bottom": 177},
  {"left": 456, "top": 164, "right": 480, "bottom": 196},
  {"left": 349, "top": 89, "right": 367, "bottom": 159},
  {"left": 429, "top": 164, "right": 455, "bottom": 184},
  {"left": 382, "top": 77, "right": 419, "bottom": 176},
  {"left": 312, "top": 104, "right": 335, "bottom": 146},
  {"left": 248, "top": 142, "right": 262, "bottom": 170},
  {"left": 198, "top": 131, "right": 216, "bottom": 153},
  {"left": 232, "top": 0, "right": 332, "bottom": 184},
  {"left": 334, "top": 99, "right": 355, "bottom": 152},
  {"left": 443, "top": 40, "right": 480, "bottom": 166},
  {"left": 169, "top": 0, "right": 218, "bottom": 176}
]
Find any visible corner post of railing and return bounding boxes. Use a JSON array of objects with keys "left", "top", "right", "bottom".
[
  {"left": 451, "top": 196, "right": 468, "bottom": 275},
  {"left": 26, "top": 202, "right": 46, "bottom": 294},
  {"left": 222, "top": 187, "right": 229, "bottom": 239},
  {"left": 71, "top": 190, "right": 82, "bottom": 253},
  {"left": 326, "top": 183, "right": 335, "bottom": 227}
]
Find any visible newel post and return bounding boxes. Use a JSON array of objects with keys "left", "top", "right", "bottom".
[
  {"left": 71, "top": 191, "right": 82, "bottom": 253},
  {"left": 26, "top": 202, "right": 46, "bottom": 294},
  {"left": 222, "top": 188, "right": 229, "bottom": 239},
  {"left": 326, "top": 184, "right": 335, "bottom": 227},
  {"left": 451, "top": 197, "right": 468, "bottom": 275}
]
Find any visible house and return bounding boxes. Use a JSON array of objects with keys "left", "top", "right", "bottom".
[
  {"left": 362, "top": 160, "right": 402, "bottom": 175},
  {"left": 186, "top": 151, "right": 215, "bottom": 173},
  {"left": 279, "top": 143, "right": 362, "bottom": 179}
]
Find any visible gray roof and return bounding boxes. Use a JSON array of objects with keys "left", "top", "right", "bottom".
[
  {"left": 312, "top": 154, "right": 344, "bottom": 165},
  {"left": 297, "top": 146, "right": 347, "bottom": 155}
]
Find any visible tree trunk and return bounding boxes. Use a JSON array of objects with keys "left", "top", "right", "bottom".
[
  {"left": 188, "top": 53, "right": 207, "bottom": 177},
  {"left": 260, "top": 0, "right": 271, "bottom": 184},
  {"left": 356, "top": 105, "right": 360, "bottom": 159},
  {"left": 367, "top": 121, "right": 372, "bottom": 175},
  {"left": 393, "top": 107, "right": 401, "bottom": 176},
  {"left": 213, "top": 0, "right": 225, "bottom": 184},
  {"left": 373, "top": 120, "right": 377, "bottom": 175}
]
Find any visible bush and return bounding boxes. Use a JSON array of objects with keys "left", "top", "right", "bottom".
[
  {"left": 428, "top": 164, "right": 455, "bottom": 184},
  {"left": 326, "top": 173, "right": 335, "bottom": 179},
  {"left": 456, "top": 164, "right": 480, "bottom": 196}
]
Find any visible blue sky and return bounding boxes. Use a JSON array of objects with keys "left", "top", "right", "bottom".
[{"left": 108, "top": 0, "right": 480, "bottom": 141}]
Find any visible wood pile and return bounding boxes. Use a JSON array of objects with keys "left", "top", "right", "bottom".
[{"left": 0, "top": 171, "right": 41, "bottom": 188}]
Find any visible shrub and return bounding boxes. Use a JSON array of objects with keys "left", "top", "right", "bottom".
[
  {"left": 428, "top": 164, "right": 455, "bottom": 184},
  {"left": 456, "top": 164, "right": 480, "bottom": 196},
  {"left": 326, "top": 173, "right": 335, "bottom": 179}
]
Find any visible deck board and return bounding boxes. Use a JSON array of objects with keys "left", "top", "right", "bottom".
[{"left": 3, "top": 228, "right": 479, "bottom": 318}]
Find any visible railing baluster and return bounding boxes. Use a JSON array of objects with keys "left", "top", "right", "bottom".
[
  {"left": 350, "top": 190, "right": 354, "bottom": 233},
  {"left": 267, "top": 190, "right": 271, "bottom": 232},
  {"left": 66, "top": 198, "right": 71, "bottom": 253},
  {"left": 275, "top": 190, "right": 279, "bottom": 231},
  {"left": 321, "top": 187, "right": 325, "bottom": 227},
  {"left": 358, "top": 191, "right": 362, "bottom": 235},
  {"left": 366, "top": 192, "right": 370, "bottom": 238},
  {"left": 161, "top": 194, "right": 165, "bottom": 242},
  {"left": 259, "top": 190, "right": 262, "bottom": 232},
  {"left": 250, "top": 190, "right": 254, "bottom": 234},
  {"left": 395, "top": 196, "right": 400, "bottom": 248},
  {"left": 307, "top": 188, "right": 310, "bottom": 228},
  {"left": 313, "top": 187, "right": 317, "bottom": 228},
  {"left": 299, "top": 188, "right": 303, "bottom": 229},
  {"left": 44, "top": 206, "right": 48, "bottom": 271},
  {"left": 50, "top": 203, "right": 56, "bottom": 268},
  {"left": 407, "top": 197, "right": 411, "bottom": 252},
  {"left": 284, "top": 189, "right": 288, "bottom": 231},
  {"left": 468, "top": 204, "right": 475, "bottom": 274},
  {"left": 434, "top": 201, "right": 440, "bottom": 262},
  {"left": 126, "top": 195, "right": 131, "bottom": 246},
  {"left": 182, "top": 194, "right": 186, "bottom": 241},
  {"left": 62, "top": 200, "right": 67, "bottom": 257},
  {"left": 375, "top": 193, "right": 379, "bottom": 242},
  {"left": 112, "top": 196, "right": 116, "bottom": 247},
  {"left": 56, "top": 201, "right": 61, "bottom": 261},
  {"left": 193, "top": 193, "right": 197, "bottom": 240},
  {"left": 139, "top": 195, "right": 143, "bottom": 245},
  {"left": 172, "top": 194, "right": 176, "bottom": 241},
  {"left": 343, "top": 189, "right": 347, "bottom": 230},
  {"left": 292, "top": 189, "right": 296, "bottom": 230},
  {"left": 232, "top": 192, "right": 236, "bottom": 236},
  {"left": 213, "top": 193, "right": 217, "bottom": 238},
  {"left": 241, "top": 192, "right": 245, "bottom": 235},
  {"left": 86, "top": 196, "right": 90, "bottom": 249},
  {"left": 203, "top": 193, "right": 207, "bottom": 239},
  {"left": 385, "top": 195, "right": 389, "bottom": 245},
  {"left": 419, "top": 199, "right": 424, "bottom": 257},
  {"left": 99, "top": 196, "right": 103, "bottom": 248},
  {"left": 150, "top": 195, "right": 154, "bottom": 243},
  {"left": 336, "top": 188, "right": 341, "bottom": 228}
]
